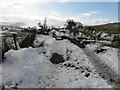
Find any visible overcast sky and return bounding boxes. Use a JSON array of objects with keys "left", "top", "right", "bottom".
[{"left": 0, "top": 0, "right": 119, "bottom": 26}]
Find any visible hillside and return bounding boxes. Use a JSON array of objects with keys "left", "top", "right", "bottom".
[
  {"left": 83, "top": 22, "right": 119, "bottom": 35},
  {"left": 0, "top": 22, "right": 26, "bottom": 27}
]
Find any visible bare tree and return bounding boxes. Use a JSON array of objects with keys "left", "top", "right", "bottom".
[{"left": 38, "top": 17, "right": 48, "bottom": 34}]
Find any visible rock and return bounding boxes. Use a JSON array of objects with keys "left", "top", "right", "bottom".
[
  {"left": 101, "top": 75, "right": 105, "bottom": 79},
  {"left": 67, "top": 63, "right": 71, "bottom": 67},
  {"left": 75, "top": 78, "right": 78, "bottom": 81},
  {"left": 75, "top": 67, "right": 79, "bottom": 69},
  {"left": 85, "top": 73, "right": 90, "bottom": 77},
  {"left": 70, "top": 64, "right": 75, "bottom": 67},
  {"left": 81, "top": 71, "right": 84, "bottom": 73},
  {"left": 63, "top": 63, "right": 67, "bottom": 66},
  {"left": 74, "top": 59, "right": 77, "bottom": 61},
  {"left": 95, "top": 49, "right": 107, "bottom": 53},
  {"left": 50, "top": 53, "right": 65, "bottom": 64},
  {"left": 67, "top": 63, "right": 75, "bottom": 67},
  {"left": 86, "top": 68, "right": 92, "bottom": 72},
  {"left": 77, "top": 62, "right": 79, "bottom": 64}
]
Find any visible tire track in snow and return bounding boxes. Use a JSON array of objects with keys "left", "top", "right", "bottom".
[
  {"left": 65, "top": 38, "right": 119, "bottom": 88},
  {"left": 82, "top": 47, "right": 119, "bottom": 88}
]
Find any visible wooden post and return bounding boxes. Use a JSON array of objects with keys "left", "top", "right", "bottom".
[
  {"left": 0, "top": 47, "right": 2, "bottom": 63},
  {"left": 12, "top": 34, "right": 18, "bottom": 50}
]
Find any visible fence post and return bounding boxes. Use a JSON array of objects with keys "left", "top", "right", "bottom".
[{"left": 12, "top": 34, "right": 18, "bottom": 50}]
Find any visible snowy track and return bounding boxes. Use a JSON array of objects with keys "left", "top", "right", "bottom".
[
  {"left": 82, "top": 47, "right": 119, "bottom": 88},
  {"left": 65, "top": 38, "right": 119, "bottom": 88}
]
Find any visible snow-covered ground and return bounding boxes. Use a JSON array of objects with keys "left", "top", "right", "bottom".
[
  {"left": 0, "top": 35, "right": 112, "bottom": 88},
  {"left": 87, "top": 43, "right": 118, "bottom": 74},
  {"left": 86, "top": 43, "right": 101, "bottom": 51},
  {"left": 98, "top": 46, "right": 118, "bottom": 73}
]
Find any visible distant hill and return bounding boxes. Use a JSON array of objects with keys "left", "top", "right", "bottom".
[
  {"left": 83, "top": 22, "right": 120, "bottom": 34},
  {"left": 0, "top": 22, "right": 26, "bottom": 27}
]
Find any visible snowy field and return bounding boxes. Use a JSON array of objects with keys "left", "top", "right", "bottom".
[{"left": 0, "top": 35, "right": 114, "bottom": 88}]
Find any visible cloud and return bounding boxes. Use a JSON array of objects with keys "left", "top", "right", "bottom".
[
  {"left": 47, "top": 18, "right": 64, "bottom": 26},
  {"left": 0, "top": 1, "right": 62, "bottom": 19},
  {"left": 0, "top": 14, "right": 65, "bottom": 27},
  {"left": 81, "top": 11, "right": 100, "bottom": 16},
  {"left": 0, "top": 1, "right": 48, "bottom": 19},
  {"left": 0, "top": 1, "right": 116, "bottom": 26},
  {"left": 90, "top": 11, "right": 100, "bottom": 14},
  {"left": 0, "top": 0, "right": 65, "bottom": 26},
  {"left": 65, "top": 11, "right": 100, "bottom": 21},
  {"left": 59, "top": 0, "right": 119, "bottom": 3},
  {"left": 59, "top": 0, "right": 70, "bottom": 3},
  {"left": 82, "top": 13, "right": 91, "bottom": 16},
  {"left": 0, "top": 0, "right": 119, "bottom": 7},
  {"left": 65, "top": 12, "right": 112, "bottom": 26},
  {"left": 0, "top": 15, "right": 114, "bottom": 27},
  {"left": 49, "top": 10, "right": 61, "bottom": 16}
]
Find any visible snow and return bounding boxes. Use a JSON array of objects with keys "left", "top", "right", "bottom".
[
  {"left": 49, "top": 29, "right": 56, "bottom": 36},
  {"left": 86, "top": 43, "right": 101, "bottom": 50},
  {"left": 1, "top": 35, "right": 112, "bottom": 88},
  {"left": 101, "top": 32, "right": 109, "bottom": 38},
  {"left": 34, "top": 35, "right": 55, "bottom": 47},
  {"left": 0, "top": 65, "right": 2, "bottom": 89},
  {"left": 98, "top": 46, "right": 118, "bottom": 73},
  {"left": 98, "top": 40, "right": 112, "bottom": 45},
  {"left": 2, "top": 47, "right": 51, "bottom": 88},
  {"left": 87, "top": 43, "right": 118, "bottom": 74},
  {"left": 0, "top": 30, "right": 8, "bottom": 34}
]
